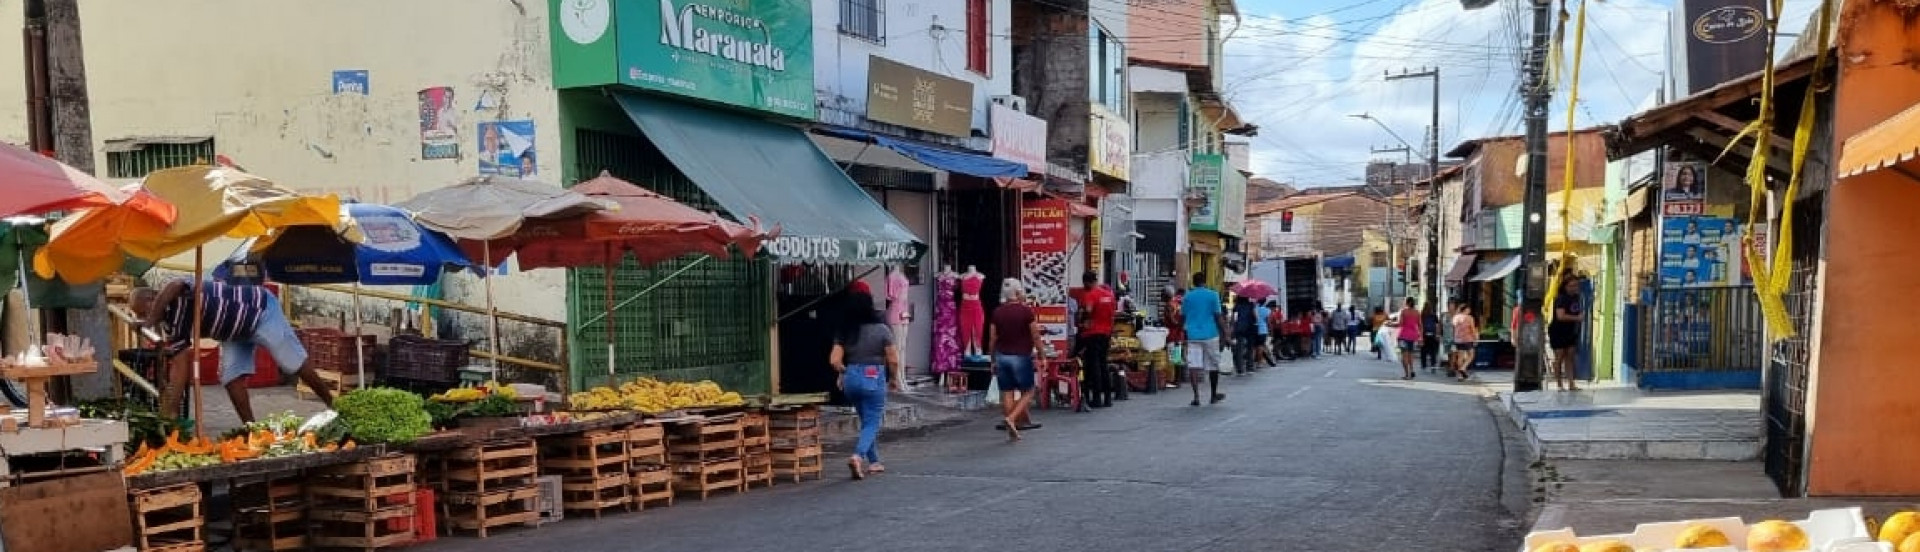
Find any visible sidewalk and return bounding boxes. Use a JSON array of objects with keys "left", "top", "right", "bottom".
[{"left": 1501, "top": 382, "right": 1760, "bottom": 461}]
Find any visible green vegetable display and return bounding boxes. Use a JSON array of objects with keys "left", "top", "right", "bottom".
[{"left": 332, "top": 388, "right": 433, "bottom": 444}]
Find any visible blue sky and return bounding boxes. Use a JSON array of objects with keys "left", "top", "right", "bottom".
[{"left": 1219, "top": 0, "right": 1818, "bottom": 185}]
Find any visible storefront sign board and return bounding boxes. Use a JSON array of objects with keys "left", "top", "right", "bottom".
[
  {"left": 866, "top": 56, "right": 974, "bottom": 137},
  {"left": 1021, "top": 198, "right": 1071, "bottom": 353},
  {"left": 549, "top": 0, "right": 815, "bottom": 119},
  {"left": 990, "top": 104, "right": 1046, "bottom": 174},
  {"left": 1088, "top": 104, "right": 1132, "bottom": 180}
]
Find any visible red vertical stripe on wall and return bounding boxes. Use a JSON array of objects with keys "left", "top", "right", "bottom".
[{"left": 967, "top": 0, "right": 989, "bottom": 75}]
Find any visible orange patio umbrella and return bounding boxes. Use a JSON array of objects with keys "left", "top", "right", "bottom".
[{"left": 33, "top": 164, "right": 341, "bottom": 436}]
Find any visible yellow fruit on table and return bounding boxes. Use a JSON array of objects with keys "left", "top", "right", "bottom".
[
  {"left": 1675, "top": 524, "right": 1732, "bottom": 548},
  {"left": 1578, "top": 540, "right": 1634, "bottom": 552},
  {"left": 1900, "top": 532, "right": 1920, "bottom": 552},
  {"left": 1882, "top": 511, "right": 1920, "bottom": 544},
  {"left": 1531, "top": 542, "right": 1579, "bottom": 552},
  {"left": 1747, "top": 520, "right": 1810, "bottom": 552}
]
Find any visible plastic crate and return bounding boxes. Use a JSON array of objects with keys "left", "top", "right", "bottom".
[
  {"left": 297, "top": 327, "right": 376, "bottom": 375},
  {"left": 384, "top": 488, "right": 436, "bottom": 547},
  {"left": 190, "top": 345, "right": 279, "bottom": 387},
  {"left": 386, "top": 335, "right": 468, "bottom": 384},
  {"left": 535, "top": 475, "right": 563, "bottom": 525},
  {"left": 1520, "top": 507, "right": 1881, "bottom": 552}
]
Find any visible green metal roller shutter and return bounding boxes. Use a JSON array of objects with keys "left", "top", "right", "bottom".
[{"left": 567, "top": 128, "right": 771, "bottom": 394}]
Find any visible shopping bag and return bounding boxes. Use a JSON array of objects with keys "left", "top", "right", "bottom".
[
  {"left": 985, "top": 369, "right": 1001, "bottom": 404},
  {"left": 1169, "top": 343, "right": 1185, "bottom": 367}
]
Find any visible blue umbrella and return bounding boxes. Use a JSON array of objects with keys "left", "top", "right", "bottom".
[
  {"left": 215, "top": 202, "right": 472, "bottom": 384},
  {"left": 218, "top": 202, "right": 472, "bottom": 286}
]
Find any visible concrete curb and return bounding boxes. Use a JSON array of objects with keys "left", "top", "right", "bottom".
[{"left": 1486, "top": 393, "right": 1542, "bottom": 544}]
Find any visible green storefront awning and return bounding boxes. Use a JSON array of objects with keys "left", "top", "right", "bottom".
[{"left": 613, "top": 93, "right": 924, "bottom": 265}]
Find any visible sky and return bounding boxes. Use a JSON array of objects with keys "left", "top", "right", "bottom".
[{"left": 1217, "top": 0, "right": 1819, "bottom": 186}]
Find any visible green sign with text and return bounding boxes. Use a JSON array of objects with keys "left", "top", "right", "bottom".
[{"left": 549, "top": 0, "right": 814, "bottom": 118}]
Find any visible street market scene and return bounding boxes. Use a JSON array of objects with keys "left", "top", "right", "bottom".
[{"left": 0, "top": 0, "right": 1918, "bottom": 551}]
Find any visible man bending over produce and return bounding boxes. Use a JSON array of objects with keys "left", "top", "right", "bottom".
[{"left": 132, "top": 278, "right": 335, "bottom": 424}]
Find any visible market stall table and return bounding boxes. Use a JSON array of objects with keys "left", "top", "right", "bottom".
[{"left": 0, "top": 419, "right": 129, "bottom": 486}]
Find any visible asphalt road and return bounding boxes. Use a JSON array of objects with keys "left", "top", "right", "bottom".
[{"left": 424, "top": 352, "right": 1522, "bottom": 552}]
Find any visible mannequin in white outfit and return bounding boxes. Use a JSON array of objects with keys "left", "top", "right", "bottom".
[{"left": 886, "top": 266, "right": 911, "bottom": 383}]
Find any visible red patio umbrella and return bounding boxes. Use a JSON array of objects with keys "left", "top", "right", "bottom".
[
  {"left": 475, "top": 172, "right": 776, "bottom": 384},
  {"left": 0, "top": 141, "right": 172, "bottom": 220}
]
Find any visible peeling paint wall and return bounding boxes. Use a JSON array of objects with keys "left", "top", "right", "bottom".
[
  {"left": 78, "top": 0, "right": 569, "bottom": 370},
  {"left": 0, "top": 6, "right": 25, "bottom": 145}
]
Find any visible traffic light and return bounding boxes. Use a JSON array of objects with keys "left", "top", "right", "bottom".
[{"left": 1280, "top": 210, "right": 1294, "bottom": 232}]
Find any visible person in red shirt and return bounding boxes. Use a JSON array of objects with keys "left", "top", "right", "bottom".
[{"left": 1071, "top": 271, "right": 1119, "bottom": 409}]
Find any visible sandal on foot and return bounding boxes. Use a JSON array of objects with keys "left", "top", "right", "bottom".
[
  {"left": 869, "top": 463, "right": 886, "bottom": 474},
  {"left": 1004, "top": 417, "right": 1021, "bottom": 442},
  {"left": 847, "top": 456, "right": 866, "bottom": 480}
]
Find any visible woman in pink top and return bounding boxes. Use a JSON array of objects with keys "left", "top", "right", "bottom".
[{"left": 1394, "top": 297, "right": 1422, "bottom": 380}]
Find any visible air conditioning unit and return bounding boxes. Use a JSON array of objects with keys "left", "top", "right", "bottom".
[{"left": 990, "top": 95, "right": 1028, "bottom": 114}]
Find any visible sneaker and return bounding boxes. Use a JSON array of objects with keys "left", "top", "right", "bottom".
[
  {"left": 1190, "top": 399, "right": 1201, "bottom": 407},
  {"left": 1211, "top": 393, "right": 1226, "bottom": 404}
]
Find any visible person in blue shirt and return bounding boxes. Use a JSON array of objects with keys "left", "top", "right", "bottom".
[
  {"left": 1179, "top": 272, "right": 1231, "bottom": 406},
  {"left": 1231, "top": 296, "right": 1258, "bottom": 376},
  {"left": 1253, "top": 299, "right": 1274, "bottom": 369}
]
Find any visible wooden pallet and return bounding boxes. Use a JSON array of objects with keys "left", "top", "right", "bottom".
[
  {"left": 743, "top": 452, "right": 774, "bottom": 489},
  {"left": 131, "top": 483, "right": 203, "bottom": 552},
  {"left": 307, "top": 454, "right": 416, "bottom": 512},
  {"left": 231, "top": 476, "right": 306, "bottom": 552},
  {"left": 666, "top": 415, "right": 744, "bottom": 463},
  {"left": 770, "top": 431, "right": 821, "bottom": 450},
  {"left": 542, "top": 430, "right": 631, "bottom": 518},
  {"left": 440, "top": 440, "right": 538, "bottom": 492},
  {"left": 441, "top": 485, "right": 539, "bottom": 538},
  {"left": 766, "top": 407, "right": 820, "bottom": 430},
  {"left": 308, "top": 506, "right": 415, "bottom": 551},
  {"left": 629, "top": 467, "right": 674, "bottom": 509},
  {"left": 741, "top": 412, "right": 770, "bottom": 448},
  {"left": 671, "top": 458, "right": 743, "bottom": 500},
  {"left": 626, "top": 422, "right": 667, "bottom": 467},
  {"left": 297, "top": 369, "right": 363, "bottom": 401},
  {"left": 771, "top": 445, "right": 825, "bottom": 483},
  {"left": 560, "top": 472, "right": 631, "bottom": 518}
]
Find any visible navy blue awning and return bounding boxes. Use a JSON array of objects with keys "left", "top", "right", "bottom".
[
  {"left": 813, "top": 127, "right": 1027, "bottom": 178},
  {"left": 1323, "top": 255, "right": 1355, "bottom": 269}
]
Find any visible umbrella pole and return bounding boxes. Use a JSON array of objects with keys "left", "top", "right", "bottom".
[
  {"left": 352, "top": 282, "right": 366, "bottom": 389},
  {"left": 484, "top": 242, "right": 501, "bottom": 370},
  {"left": 189, "top": 247, "right": 206, "bottom": 439},
  {"left": 605, "top": 243, "right": 616, "bottom": 389}
]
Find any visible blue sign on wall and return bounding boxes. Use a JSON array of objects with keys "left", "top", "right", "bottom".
[{"left": 332, "top": 70, "right": 370, "bottom": 95}]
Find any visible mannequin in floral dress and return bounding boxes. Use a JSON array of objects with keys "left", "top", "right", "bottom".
[{"left": 934, "top": 266, "right": 962, "bottom": 389}]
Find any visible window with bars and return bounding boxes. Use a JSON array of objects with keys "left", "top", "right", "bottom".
[
  {"left": 1371, "top": 251, "right": 1390, "bottom": 267},
  {"left": 966, "top": 0, "right": 989, "bottom": 75},
  {"left": 105, "top": 139, "right": 214, "bottom": 178},
  {"left": 840, "top": 0, "right": 885, "bottom": 43}
]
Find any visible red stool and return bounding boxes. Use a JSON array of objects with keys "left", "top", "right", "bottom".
[{"left": 1034, "top": 354, "right": 1082, "bottom": 412}]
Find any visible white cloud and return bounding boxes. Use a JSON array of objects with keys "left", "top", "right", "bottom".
[{"left": 1222, "top": 0, "right": 1817, "bottom": 186}]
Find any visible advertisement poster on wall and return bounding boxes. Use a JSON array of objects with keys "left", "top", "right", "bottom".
[
  {"left": 418, "top": 87, "right": 460, "bottom": 160},
  {"left": 1021, "top": 198, "right": 1071, "bottom": 352},
  {"left": 477, "top": 120, "right": 536, "bottom": 177}
]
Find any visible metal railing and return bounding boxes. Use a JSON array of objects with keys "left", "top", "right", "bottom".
[{"left": 1635, "top": 285, "right": 1764, "bottom": 372}]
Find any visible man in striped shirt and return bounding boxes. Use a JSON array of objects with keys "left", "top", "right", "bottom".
[{"left": 133, "top": 278, "right": 335, "bottom": 423}]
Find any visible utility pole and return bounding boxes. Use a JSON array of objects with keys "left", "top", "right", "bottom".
[
  {"left": 25, "top": 0, "right": 110, "bottom": 398},
  {"left": 1516, "top": 0, "right": 1553, "bottom": 393},
  {"left": 1386, "top": 67, "right": 1441, "bottom": 315}
]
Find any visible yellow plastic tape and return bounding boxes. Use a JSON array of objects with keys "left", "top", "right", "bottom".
[{"left": 1543, "top": 0, "right": 1588, "bottom": 316}]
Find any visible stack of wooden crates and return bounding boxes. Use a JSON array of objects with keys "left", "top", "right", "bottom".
[
  {"left": 667, "top": 413, "right": 744, "bottom": 500},
  {"left": 626, "top": 421, "right": 673, "bottom": 509},
  {"left": 541, "top": 429, "right": 630, "bottom": 518},
  {"left": 129, "top": 483, "right": 204, "bottom": 552},
  {"left": 231, "top": 474, "right": 306, "bottom": 552},
  {"left": 741, "top": 412, "right": 773, "bottom": 489},
  {"left": 769, "top": 406, "right": 824, "bottom": 482},
  {"left": 306, "top": 454, "right": 418, "bottom": 550},
  {"left": 436, "top": 440, "right": 539, "bottom": 538}
]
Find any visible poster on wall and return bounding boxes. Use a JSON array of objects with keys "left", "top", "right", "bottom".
[
  {"left": 1661, "top": 161, "right": 1707, "bottom": 208},
  {"left": 332, "top": 70, "right": 369, "bottom": 95},
  {"left": 477, "top": 120, "right": 536, "bottom": 177},
  {"left": 1659, "top": 210, "right": 1744, "bottom": 287},
  {"left": 418, "top": 87, "right": 460, "bottom": 160},
  {"left": 1021, "top": 198, "right": 1071, "bottom": 353}
]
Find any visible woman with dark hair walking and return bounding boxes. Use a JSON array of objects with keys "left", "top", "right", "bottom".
[{"left": 831, "top": 292, "right": 900, "bottom": 479}]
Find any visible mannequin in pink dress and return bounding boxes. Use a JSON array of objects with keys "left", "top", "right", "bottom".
[{"left": 959, "top": 266, "right": 986, "bottom": 357}]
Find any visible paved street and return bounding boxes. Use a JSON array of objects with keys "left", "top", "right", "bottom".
[{"left": 426, "top": 353, "right": 1522, "bottom": 552}]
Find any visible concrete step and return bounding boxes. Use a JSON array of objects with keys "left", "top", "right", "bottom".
[{"left": 1503, "top": 391, "right": 1762, "bottom": 461}]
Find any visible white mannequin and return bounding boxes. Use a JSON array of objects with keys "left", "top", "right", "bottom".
[{"left": 961, "top": 265, "right": 986, "bottom": 357}]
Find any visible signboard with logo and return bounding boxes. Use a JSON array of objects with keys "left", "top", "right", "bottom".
[
  {"left": 865, "top": 56, "right": 974, "bottom": 137},
  {"left": 1188, "top": 153, "right": 1224, "bottom": 231},
  {"left": 1217, "top": 160, "right": 1246, "bottom": 238},
  {"left": 549, "top": 0, "right": 814, "bottom": 118},
  {"left": 1021, "top": 198, "right": 1072, "bottom": 353},
  {"left": 990, "top": 104, "right": 1046, "bottom": 174},
  {"left": 1677, "top": 0, "right": 1767, "bottom": 93},
  {"left": 1088, "top": 104, "right": 1132, "bottom": 180}
]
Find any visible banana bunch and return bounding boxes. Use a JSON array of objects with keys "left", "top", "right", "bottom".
[
  {"left": 566, "top": 378, "right": 745, "bottom": 413},
  {"left": 430, "top": 387, "right": 488, "bottom": 402}
]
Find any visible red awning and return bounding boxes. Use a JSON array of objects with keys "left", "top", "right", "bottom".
[
  {"left": 995, "top": 177, "right": 1041, "bottom": 191},
  {"left": 1067, "top": 202, "right": 1100, "bottom": 218}
]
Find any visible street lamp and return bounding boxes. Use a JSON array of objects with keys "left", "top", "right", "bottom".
[{"left": 1349, "top": 113, "right": 1420, "bottom": 154}]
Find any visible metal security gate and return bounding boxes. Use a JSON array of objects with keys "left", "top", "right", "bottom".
[
  {"left": 568, "top": 128, "right": 772, "bottom": 394},
  {"left": 1641, "top": 286, "right": 1764, "bottom": 373},
  {"left": 1764, "top": 192, "right": 1825, "bottom": 497}
]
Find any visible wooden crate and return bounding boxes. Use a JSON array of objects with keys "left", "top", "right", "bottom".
[
  {"left": 743, "top": 452, "right": 774, "bottom": 489},
  {"left": 771, "top": 445, "right": 825, "bottom": 483},
  {"left": 308, "top": 505, "right": 415, "bottom": 551},
  {"left": 626, "top": 422, "right": 667, "bottom": 467},
  {"left": 740, "top": 411, "right": 770, "bottom": 448},
  {"left": 231, "top": 476, "right": 306, "bottom": 552},
  {"left": 437, "top": 440, "right": 539, "bottom": 538},
  {"left": 441, "top": 485, "right": 539, "bottom": 538},
  {"left": 769, "top": 430, "right": 821, "bottom": 450},
  {"left": 629, "top": 467, "right": 673, "bottom": 509},
  {"left": 671, "top": 458, "right": 743, "bottom": 500},
  {"left": 542, "top": 430, "right": 631, "bottom": 518},
  {"left": 666, "top": 415, "right": 744, "bottom": 463},
  {"left": 130, "top": 483, "right": 203, "bottom": 552},
  {"left": 307, "top": 455, "right": 416, "bottom": 513},
  {"left": 766, "top": 407, "right": 821, "bottom": 430}
]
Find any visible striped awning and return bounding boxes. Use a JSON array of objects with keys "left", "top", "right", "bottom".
[{"left": 1839, "top": 101, "right": 1920, "bottom": 179}]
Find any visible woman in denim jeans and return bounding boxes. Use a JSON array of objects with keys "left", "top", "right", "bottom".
[{"left": 831, "top": 292, "right": 899, "bottom": 479}]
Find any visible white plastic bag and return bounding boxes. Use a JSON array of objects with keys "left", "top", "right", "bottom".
[{"left": 985, "top": 369, "right": 1001, "bottom": 404}]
